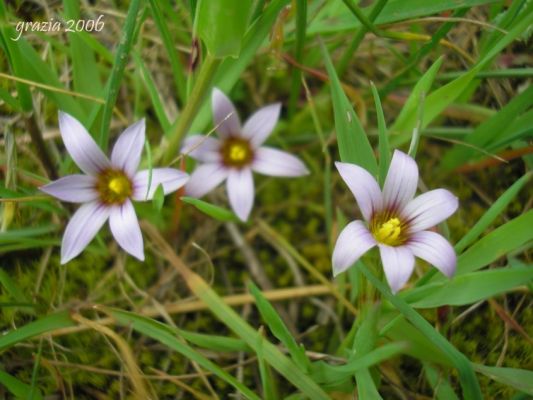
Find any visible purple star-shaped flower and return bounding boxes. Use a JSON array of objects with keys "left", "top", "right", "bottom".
[
  {"left": 332, "top": 150, "right": 458, "bottom": 293},
  {"left": 182, "top": 88, "right": 309, "bottom": 221},
  {"left": 41, "top": 112, "right": 189, "bottom": 263}
]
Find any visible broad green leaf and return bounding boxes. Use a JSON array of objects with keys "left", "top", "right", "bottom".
[
  {"left": 181, "top": 196, "right": 238, "bottom": 222},
  {"left": 473, "top": 364, "right": 533, "bottom": 395},
  {"left": 0, "top": 370, "right": 43, "bottom": 400},
  {"left": 248, "top": 281, "right": 310, "bottom": 371},
  {"left": 321, "top": 41, "right": 378, "bottom": 174},
  {"left": 405, "top": 267, "right": 533, "bottom": 308},
  {"left": 109, "top": 309, "right": 261, "bottom": 400},
  {"left": 195, "top": 0, "right": 253, "bottom": 58},
  {"left": 0, "top": 311, "right": 75, "bottom": 351}
]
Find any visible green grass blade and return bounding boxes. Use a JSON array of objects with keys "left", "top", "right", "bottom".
[
  {"left": 389, "top": 56, "right": 443, "bottom": 139},
  {"left": 0, "top": 311, "right": 75, "bottom": 351},
  {"left": 455, "top": 210, "right": 533, "bottom": 275},
  {"left": 133, "top": 51, "right": 171, "bottom": 133},
  {"left": 62, "top": 0, "right": 103, "bottom": 112},
  {"left": 147, "top": 0, "right": 187, "bottom": 103},
  {"left": 441, "top": 85, "right": 533, "bottom": 170},
  {"left": 424, "top": 362, "right": 460, "bottom": 400},
  {"left": 109, "top": 309, "right": 261, "bottom": 400},
  {"left": 371, "top": 82, "right": 390, "bottom": 187},
  {"left": 181, "top": 196, "right": 238, "bottom": 222},
  {"left": 358, "top": 264, "right": 482, "bottom": 399},
  {"left": 248, "top": 281, "right": 310, "bottom": 371},
  {"left": 321, "top": 41, "right": 378, "bottom": 175},
  {"left": 287, "top": 0, "right": 307, "bottom": 116},
  {"left": 405, "top": 267, "right": 533, "bottom": 308},
  {"left": 473, "top": 364, "right": 533, "bottom": 395},
  {"left": 455, "top": 172, "right": 532, "bottom": 253},
  {"left": 0, "top": 370, "right": 43, "bottom": 400},
  {"left": 98, "top": 0, "right": 141, "bottom": 149}
]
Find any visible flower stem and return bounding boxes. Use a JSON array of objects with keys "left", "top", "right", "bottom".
[
  {"left": 162, "top": 54, "right": 221, "bottom": 165},
  {"left": 358, "top": 263, "right": 483, "bottom": 399}
]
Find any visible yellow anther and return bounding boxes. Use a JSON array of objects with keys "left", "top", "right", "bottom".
[
  {"left": 108, "top": 176, "right": 129, "bottom": 195},
  {"left": 229, "top": 143, "right": 248, "bottom": 161},
  {"left": 373, "top": 217, "right": 402, "bottom": 246}
]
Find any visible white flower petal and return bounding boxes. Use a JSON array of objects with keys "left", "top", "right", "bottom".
[
  {"left": 58, "top": 111, "right": 110, "bottom": 175},
  {"left": 61, "top": 201, "right": 110, "bottom": 264},
  {"left": 40, "top": 175, "right": 97, "bottom": 203},
  {"left": 109, "top": 199, "right": 144, "bottom": 261},
  {"left": 378, "top": 244, "right": 415, "bottom": 293},
  {"left": 403, "top": 189, "right": 458, "bottom": 232},
  {"left": 335, "top": 161, "right": 383, "bottom": 222},
  {"left": 332, "top": 220, "right": 376, "bottom": 276},
  {"left": 111, "top": 119, "right": 145, "bottom": 176},
  {"left": 212, "top": 88, "right": 241, "bottom": 138},
  {"left": 242, "top": 103, "right": 281, "bottom": 147},
  {"left": 227, "top": 168, "right": 254, "bottom": 221},
  {"left": 408, "top": 231, "right": 456, "bottom": 277},
  {"left": 383, "top": 150, "right": 418, "bottom": 212},
  {"left": 181, "top": 134, "right": 221, "bottom": 163},
  {"left": 133, "top": 168, "right": 189, "bottom": 201},
  {"left": 252, "top": 147, "right": 309, "bottom": 177},
  {"left": 185, "top": 163, "right": 229, "bottom": 198}
]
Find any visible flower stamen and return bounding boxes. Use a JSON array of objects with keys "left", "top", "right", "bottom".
[
  {"left": 221, "top": 138, "right": 253, "bottom": 168},
  {"left": 372, "top": 217, "right": 404, "bottom": 246},
  {"left": 96, "top": 170, "right": 132, "bottom": 205}
]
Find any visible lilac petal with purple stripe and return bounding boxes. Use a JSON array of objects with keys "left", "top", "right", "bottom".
[
  {"left": 379, "top": 244, "right": 415, "bottom": 293},
  {"left": 133, "top": 168, "right": 189, "bottom": 201},
  {"left": 58, "top": 112, "right": 110, "bottom": 175},
  {"left": 242, "top": 103, "right": 281, "bottom": 147},
  {"left": 111, "top": 118, "right": 145, "bottom": 177},
  {"left": 408, "top": 231, "right": 456, "bottom": 277},
  {"left": 61, "top": 201, "right": 110, "bottom": 264},
  {"left": 185, "top": 163, "right": 229, "bottom": 198},
  {"left": 252, "top": 147, "right": 309, "bottom": 177},
  {"left": 403, "top": 189, "right": 458, "bottom": 232},
  {"left": 212, "top": 88, "right": 241, "bottom": 138},
  {"left": 227, "top": 168, "right": 254, "bottom": 221},
  {"left": 383, "top": 150, "right": 418, "bottom": 212},
  {"left": 40, "top": 175, "right": 97, "bottom": 203},
  {"left": 332, "top": 220, "right": 376, "bottom": 276},
  {"left": 335, "top": 161, "right": 383, "bottom": 222},
  {"left": 109, "top": 199, "right": 144, "bottom": 261},
  {"left": 182, "top": 135, "right": 221, "bottom": 163}
]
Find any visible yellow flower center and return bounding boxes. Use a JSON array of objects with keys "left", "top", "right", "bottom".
[
  {"left": 95, "top": 169, "right": 132, "bottom": 205},
  {"left": 372, "top": 217, "right": 404, "bottom": 246},
  {"left": 221, "top": 138, "right": 253, "bottom": 168}
]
